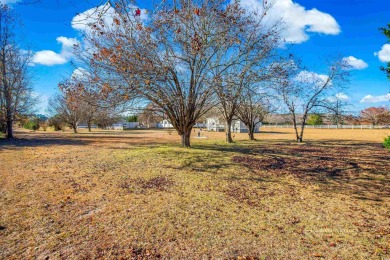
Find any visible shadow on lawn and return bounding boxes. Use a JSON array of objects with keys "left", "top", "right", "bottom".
[
  {"left": 0, "top": 137, "right": 91, "bottom": 150},
  {"left": 193, "top": 140, "right": 390, "bottom": 201}
]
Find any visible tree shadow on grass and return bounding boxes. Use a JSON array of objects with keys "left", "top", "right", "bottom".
[
  {"left": 0, "top": 137, "right": 91, "bottom": 150},
  {"left": 192, "top": 140, "right": 390, "bottom": 201}
]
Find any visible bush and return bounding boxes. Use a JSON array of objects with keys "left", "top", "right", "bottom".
[
  {"left": 126, "top": 115, "right": 138, "bottom": 122},
  {"left": 23, "top": 118, "right": 40, "bottom": 130},
  {"left": 40, "top": 120, "right": 48, "bottom": 131},
  {"left": 48, "top": 115, "right": 66, "bottom": 131},
  {"left": 384, "top": 136, "right": 390, "bottom": 149},
  {"left": 307, "top": 114, "right": 323, "bottom": 125}
]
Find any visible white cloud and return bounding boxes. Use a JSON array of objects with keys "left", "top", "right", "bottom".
[
  {"left": 239, "top": 0, "right": 340, "bottom": 44},
  {"left": 32, "top": 51, "right": 67, "bottom": 66},
  {"left": 31, "top": 36, "right": 80, "bottom": 66},
  {"left": 342, "top": 56, "right": 368, "bottom": 70},
  {"left": 71, "top": 67, "right": 90, "bottom": 80},
  {"left": 71, "top": 3, "right": 112, "bottom": 32},
  {"left": 335, "top": 93, "right": 349, "bottom": 100},
  {"left": 0, "top": 0, "right": 19, "bottom": 4},
  {"left": 295, "top": 70, "right": 330, "bottom": 86},
  {"left": 327, "top": 93, "right": 349, "bottom": 102},
  {"left": 374, "top": 44, "right": 390, "bottom": 62},
  {"left": 57, "top": 36, "right": 79, "bottom": 48},
  {"left": 360, "top": 93, "right": 390, "bottom": 103}
]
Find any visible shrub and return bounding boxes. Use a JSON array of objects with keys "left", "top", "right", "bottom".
[
  {"left": 23, "top": 118, "right": 40, "bottom": 130},
  {"left": 40, "top": 120, "right": 48, "bottom": 131},
  {"left": 307, "top": 114, "right": 323, "bottom": 125},
  {"left": 384, "top": 136, "right": 390, "bottom": 149},
  {"left": 48, "top": 115, "right": 66, "bottom": 131},
  {"left": 126, "top": 115, "right": 138, "bottom": 122}
]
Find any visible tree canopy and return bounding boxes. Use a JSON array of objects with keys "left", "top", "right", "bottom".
[{"left": 380, "top": 24, "right": 390, "bottom": 80}]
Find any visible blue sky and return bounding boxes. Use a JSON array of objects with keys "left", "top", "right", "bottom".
[{"left": 4, "top": 0, "right": 390, "bottom": 113}]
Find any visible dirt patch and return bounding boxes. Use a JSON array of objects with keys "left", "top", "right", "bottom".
[
  {"left": 119, "top": 176, "right": 174, "bottom": 193},
  {"left": 232, "top": 143, "right": 390, "bottom": 179}
]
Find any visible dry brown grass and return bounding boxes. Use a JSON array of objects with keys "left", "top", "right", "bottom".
[{"left": 0, "top": 127, "right": 389, "bottom": 259}]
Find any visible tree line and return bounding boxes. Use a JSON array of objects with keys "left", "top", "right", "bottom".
[
  {"left": 55, "top": 0, "right": 352, "bottom": 146},
  {"left": 2, "top": 1, "right": 389, "bottom": 146}
]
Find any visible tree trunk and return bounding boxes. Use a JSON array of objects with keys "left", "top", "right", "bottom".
[
  {"left": 181, "top": 130, "right": 191, "bottom": 147},
  {"left": 6, "top": 119, "right": 13, "bottom": 139},
  {"left": 88, "top": 121, "right": 92, "bottom": 132},
  {"left": 225, "top": 120, "right": 233, "bottom": 143},
  {"left": 72, "top": 125, "right": 78, "bottom": 133},
  {"left": 248, "top": 127, "right": 255, "bottom": 140},
  {"left": 293, "top": 123, "right": 300, "bottom": 142},
  {"left": 298, "top": 123, "right": 305, "bottom": 143}
]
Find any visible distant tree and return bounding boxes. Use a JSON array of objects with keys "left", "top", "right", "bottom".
[
  {"left": 0, "top": 5, "right": 35, "bottom": 139},
  {"left": 236, "top": 77, "right": 271, "bottom": 141},
  {"left": 23, "top": 117, "right": 40, "bottom": 130},
  {"left": 47, "top": 114, "right": 66, "bottom": 131},
  {"left": 379, "top": 24, "right": 390, "bottom": 80},
  {"left": 322, "top": 93, "right": 350, "bottom": 127},
  {"left": 307, "top": 114, "right": 323, "bottom": 125},
  {"left": 213, "top": 22, "right": 281, "bottom": 143},
  {"left": 276, "top": 58, "right": 350, "bottom": 142},
  {"left": 378, "top": 111, "right": 390, "bottom": 125},
  {"left": 360, "top": 107, "right": 390, "bottom": 126},
  {"left": 94, "top": 109, "right": 119, "bottom": 129},
  {"left": 126, "top": 115, "right": 138, "bottom": 122},
  {"left": 214, "top": 71, "right": 242, "bottom": 143},
  {"left": 138, "top": 103, "right": 165, "bottom": 127},
  {"left": 47, "top": 89, "right": 86, "bottom": 133}
]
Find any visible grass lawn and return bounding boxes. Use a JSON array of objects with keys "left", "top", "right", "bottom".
[{"left": 0, "top": 128, "right": 389, "bottom": 259}]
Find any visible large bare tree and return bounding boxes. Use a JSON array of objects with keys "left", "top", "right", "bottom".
[
  {"left": 0, "top": 5, "right": 35, "bottom": 139},
  {"left": 74, "top": 0, "right": 281, "bottom": 147}
]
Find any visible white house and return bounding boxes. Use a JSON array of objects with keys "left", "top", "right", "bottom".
[
  {"left": 157, "top": 119, "right": 173, "bottom": 128},
  {"left": 111, "top": 123, "right": 124, "bottom": 130},
  {"left": 231, "top": 119, "right": 261, "bottom": 133},
  {"left": 206, "top": 117, "right": 225, "bottom": 132}
]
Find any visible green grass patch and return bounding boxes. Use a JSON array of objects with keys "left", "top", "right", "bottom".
[{"left": 384, "top": 136, "right": 390, "bottom": 149}]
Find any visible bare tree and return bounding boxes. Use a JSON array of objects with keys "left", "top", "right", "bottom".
[
  {"left": 94, "top": 108, "right": 120, "bottom": 129},
  {"left": 0, "top": 5, "right": 35, "bottom": 139},
  {"left": 138, "top": 103, "right": 165, "bottom": 127},
  {"left": 322, "top": 93, "right": 350, "bottom": 128},
  {"left": 47, "top": 90, "right": 86, "bottom": 134},
  {"left": 75, "top": 0, "right": 281, "bottom": 147},
  {"left": 236, "top": 82, "right": 270, "bottom": 140},
  {"left": 276, "top": 58, "right": 350, "bottom": 142},
  {"left": 360, "top": 106, "right": 390, "bottom": 126}
]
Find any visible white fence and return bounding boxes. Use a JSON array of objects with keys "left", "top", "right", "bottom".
[{"left": 262, "top": 124, "right": 390, "bottom": 129}]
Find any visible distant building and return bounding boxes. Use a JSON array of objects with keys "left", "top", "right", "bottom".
[
  {"left": 206, "top": 117, "right": 225, "bottom": 132},
  {"left": 207, "top": 117, "right": 261, "bottom": 133},
  {"left": 156, "top": 119, "right": 173, "bottom": 128},
  {"left": 77, "top": 124, "right": 98, "bottom": 129},
  {"left": 111, "top": 123, "right": 124, "bottom": 130},
  {"left": 194, "top": 122, "right": 207, "bottom": 128},
  {"left": 124, "top": 122, "right": 139, "bottom": 129},
  {"left": 108, "top": 121, "right": 139, "bottom": 130},
  {"left": 231, "top": 119, "right": 261, "bottom": 133}
]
